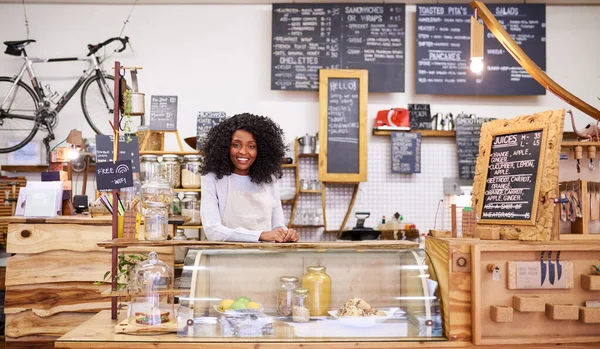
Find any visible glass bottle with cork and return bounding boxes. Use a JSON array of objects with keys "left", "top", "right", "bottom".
[{"left": 301, "top": 265, "right": 331, "bottom": 317}]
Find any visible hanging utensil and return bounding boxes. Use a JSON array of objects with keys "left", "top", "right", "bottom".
[
  {"left": 540, "top": 251, "right": 546, "bottom": 286},
  {"left": 548, "top": 251, "right": 555, "bottom": 285},
  {"left": 556, "top": 251, "right": 562, "bottom": 281}
]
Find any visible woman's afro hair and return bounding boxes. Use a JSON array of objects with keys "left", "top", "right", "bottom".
[{"left": 199, "top": 113, "right": 286, "bottom": 184}]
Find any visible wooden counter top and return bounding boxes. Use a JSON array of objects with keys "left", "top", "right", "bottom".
[
  {"left": 97, "top": 239, "right": 419, "bottom": 250},
  {"left": 0, "top": 215, "right": 187, "bottom": 225}
]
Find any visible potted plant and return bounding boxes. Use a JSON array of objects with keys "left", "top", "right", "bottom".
[
  {"left": 95, "top": 252, "right": 147, "bottom": 291},
  {"left": 581, "top": 261, "right": 600, "bottom": 291}
]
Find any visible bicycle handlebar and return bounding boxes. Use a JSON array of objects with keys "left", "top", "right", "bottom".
[{"left": 87, "top": 36, "right": 129, "bottom": 56}]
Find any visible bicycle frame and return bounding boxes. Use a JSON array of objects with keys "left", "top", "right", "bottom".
[{"left": 1, "top": 53, "right": 109, "bottom": 121}]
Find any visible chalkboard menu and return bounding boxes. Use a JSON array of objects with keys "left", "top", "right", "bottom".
[
  {"left": 272, "top": 3, "right": 405, "bottom": 92},
  {"left": 408, "top": 104, "right": 432, "bottom": 130},
  {"left": 96, "top": 159, "right": 134, "bottom": 191},
  {"left": 391, "top": 132, "right": 421, "bottom": 174},
  {"left": 197, "top": 111, "right": 227, "bottom": 150},
  {"left": 95, "top": 134, "right": 140, "bottom": 173},
  {"left": 327, "top": 77, "right": 359, "bottom": 174},
  {"left": 150, "top": 95, "right": 178, "bottom": 131},
  {"left": 415, "top": 4, "right": 545, "bottom": 95},
  {"left": 481, "top": 130, "right": 543, "bottom": 222},
  {"left": 456, "top": 116, "right": 493, "bottom": 180}
]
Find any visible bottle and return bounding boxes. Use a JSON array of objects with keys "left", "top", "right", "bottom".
[
  {"left": 277, "top": 276, "right": 299, "bottom": 317},
  {"left": 144, "top": 202, "right": 168, "bottom": 241},
  {"left": 291, "top": 288, "right": 310, "bottom": 323},
  {"left": 301, "top": 265, "right": 331, "bottom": 317},
  {"left": 173, "top": 228, "right": 189, "bottom": 264}
]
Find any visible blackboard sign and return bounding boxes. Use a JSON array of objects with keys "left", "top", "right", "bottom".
[
  {"left": 96, "top": 159, "right": 134, "bottom": 190},
  {"left": 480, "top": 130, "right": 543, "bottom": 222},
  {"left": 196, "top": 111, "right": 227, "bottom": 150},
  {"left": 415, "top": 4, "right": 545, "bottom": 95},
  {"left": 456, "top": 116, "right": 493, "bottom": 180},
  {"left": 319, "top": 70, "right": 367, "bottom": 182},
  {"left": 272, "top": 3, "right": 405, "bottom": 92},
  {"left": 150, "top": 95, "right": 178, "bottom": 131},
  {"left": 391, "top": 132, "right": 421, "bottom": 174},
  {"left": 408, "top": 104, "right": 432, "bottom": 130},
  {"left": 95, "top": 135, "right": 140, "bottom": 173}
]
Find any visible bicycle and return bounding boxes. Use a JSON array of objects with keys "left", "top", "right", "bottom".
[{"left": 0, "top": 36, "right": 144, "bottom": 154}]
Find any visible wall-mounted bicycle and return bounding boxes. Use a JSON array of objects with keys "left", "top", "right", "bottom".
[{"left": 0, "top": 36, "right": 143, "bottom": 154}]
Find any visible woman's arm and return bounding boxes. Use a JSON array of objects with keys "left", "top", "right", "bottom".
[{"left": 200, "top": 174, "right": 262, "bottom": 242}]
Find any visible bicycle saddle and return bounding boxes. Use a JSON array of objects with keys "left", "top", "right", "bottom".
[{"left": 3, "top": 39, "right": 36, "bottom": 46}]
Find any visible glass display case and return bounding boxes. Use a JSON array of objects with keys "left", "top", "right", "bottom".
[{"left": 176, "top": 246, "right": 443, "bottom": 343}]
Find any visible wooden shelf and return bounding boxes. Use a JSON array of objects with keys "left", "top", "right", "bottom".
[
  {"left": 290, "top": 224, "right": 325, "bottom": 228},
  {"left": 139, "top": 151, "right": 200, "bottom": 156},
  {"left": 98, "top": 239, "right": 417, "bottom": 249},
  {"left": 174, "top": 188, "right": 201, "bottom": 192},
  {"left": 101, "top": 288, "right": 186, "bottom": 297},
  {"left": 282, "top": 163, "right": 297, "bottom": 168},
  {"left": 298, "top": 153, "right": 319, "bottom": 158},
  {"left": 299, "top": 189, "right": 323, "bottom": 194},
  {"left": 372, "top": 129, "right": 456, "bottom": 137},
  {"left": 561, "top": 141, "right": 600, "bottom": 147},
  {"left": 181, "top": 225, "right": 202, "bottom": 229}
]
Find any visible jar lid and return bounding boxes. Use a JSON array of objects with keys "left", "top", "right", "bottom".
[
  {"left": 162, "top": 154, "right": 181, "bottom": 161},
  {"left": 147, "top": 202, "right": 168, "bottom": 208},
  {"left": 141, "top": 154, "right": 159, "bottom": 161},
  {"left": 183, "top": 154, "right": 202, "bottom": 161},
  {"left": 293, "top": 288, "right": 309, "bottom": 294},
  {"left": 280, "top": 276, "right": 299, "bottom": 282},
  {"left": 307, "top": 266, "right": 326, "bottom": 272},
  {"left": 184, "top": 192, "right": 200, "bottom": 197}
]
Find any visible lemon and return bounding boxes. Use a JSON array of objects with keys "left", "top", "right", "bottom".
[
  {"left": 247, "top": 302, "right": 260, "bottom": 309},
  {"left": 218, "top": 299, "right": 234, "bottom": 312}
]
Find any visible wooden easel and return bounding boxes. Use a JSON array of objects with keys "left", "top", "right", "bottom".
[{"left": 139, "top": 129, "right": 187, "bottom": 153}]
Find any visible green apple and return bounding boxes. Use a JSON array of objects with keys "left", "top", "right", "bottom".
[
  {"left": 228, "top": 300, "right": 248, "bottom": 310},
  {"left": 235, "top": 296, "right": 252, "bottom": 305}
]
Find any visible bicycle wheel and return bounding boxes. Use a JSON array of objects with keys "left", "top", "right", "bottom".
[
  {"left": 0, "top": 77, "right": 40, "bottom": 153},
  {"left": 81, "top": 73, "right": 144, "bottom": 135}
]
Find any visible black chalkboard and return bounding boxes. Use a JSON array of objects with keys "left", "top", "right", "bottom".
[
  {"left": 196, "top": 111, "right": 227, "bottom": 150},
  {"left": 408, "top": 104, "right": 432, "bottom": 130},
  {"left": 149, "top": 95, "right": 178, "bottom": 131},
  {"left": 415, "top": 4, "right": 545, "bottom": 95},
  {"left": 327, "top": 78, "right": 360, "bottom": 174},
  {"left": 95, "top": 135, "right": 140, "bottom": 173},
  {"left": 271, "top": 3, "right": 405, "bottom": 92},
  {"left": 391, "top": 132, "right": 421, "bottom": 174},
  {"left": 456, "top": 116, "right": 493, "bottom": 180},
  {"left": 481, "top": 130, "right": 543, "bottom": 221},
  {"left": 96, "top": 159, "right": 134, "bottom": 191}
]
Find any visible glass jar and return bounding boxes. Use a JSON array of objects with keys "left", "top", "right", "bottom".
[
  {"left": 140, "top": 155, "right": 160, "bottom": 183},
  {"left": 144, "top": 202, "right": 168, "bottom": 241},
  {"left": 292, "top": 288, "right": 310, "bottom": 323},
  {"left": 302, "top": 265, "right": 331, "bottom": 317},
  {"left": 277, "top": 276, "right": 299, "bottom": 317},
  {"left": 127, "top": 251, "right": 174, "bottom": 326},
  {"left": 170, "top": 193, "right": 181, "bottom": 216},
  {"left": 173, "top": 229, "right": 189, "bottom": 264},
  {"left": 159, "top": 154, "right": 182, "bottom": 188},
  {"left": 181, "top": 154, "right": 202, "bottom": 189},
  {"left": 181, "top": 192, "right": 201, "bottom": 225},
  {"left": 119, "top": 173, "right": 142, "bottom": 214},
  {"left": 141, "top": 178, "right": 173, "bottom": 208}
]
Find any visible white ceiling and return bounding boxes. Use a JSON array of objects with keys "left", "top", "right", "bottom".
[{"left": 0, "top": 0, "right": 599, "bottom": 5}]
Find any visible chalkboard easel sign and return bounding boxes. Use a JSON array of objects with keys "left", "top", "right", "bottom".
[
  {"left": 471, "top": 109, "right": 565, "bottom": 241},
  {"left": 318, "top": 69, "right": 368, "bottom": 183},
  {"left": 150, "top": 95, "right": 178, "bottom": 131}
]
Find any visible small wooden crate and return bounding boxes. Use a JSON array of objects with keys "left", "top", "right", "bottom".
[
  {"left": 513, "top": 296, "right": 544, "bottom": 312},
  {"left": 581, "top": 274, "right": 600, "bottom": 291},
  {"left": 461, "top": 209, "right": 477, "bottom": 238},
  {"left": 490, "top": 305, "right": 513, "bottom": 323},
  {"left": 545, "top": 304, "right": 579, "bottom": 320},
  {"left": 579, "top": 306, "right": 600, "bottom": 323}
]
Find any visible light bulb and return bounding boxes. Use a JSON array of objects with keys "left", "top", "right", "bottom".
[
  {"left": 470, "top": 57, "right": 484, "bottom": 74},
  {"left": 69, "top": 148, "right": 80, "bottom": 160}
]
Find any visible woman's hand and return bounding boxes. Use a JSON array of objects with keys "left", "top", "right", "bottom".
[{"left": 260, "top": 228, "right": 299, "bottom": 242}]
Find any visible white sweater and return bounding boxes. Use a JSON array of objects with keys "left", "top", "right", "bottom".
[{"left": 200, "top": 173, "right": 287, "bottom": 242}]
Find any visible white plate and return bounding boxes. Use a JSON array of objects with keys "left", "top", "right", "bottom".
[
  {"left": 327, "top": 308, "right": 398, "bottom": 328},
  {"left": 212, "top": 304, "right": 264, "bottom": 315}
]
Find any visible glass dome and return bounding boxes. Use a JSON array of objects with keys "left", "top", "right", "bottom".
[{"left": 127, "top": 251, "right": 175, "bottom": 327}]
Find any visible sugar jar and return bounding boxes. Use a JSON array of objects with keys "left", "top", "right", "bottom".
[
  {"left": 277, "top": 276, "right": 299, "bottom": 317},
  {"left": 302, "top": 265, "right": 331, "bottom": 316},
  {"left": 144, "top": 202, "right": 168, "bottom": 241},
  {"left": 291, "top": 288, "right": 310, "bottom": 323},
  {"left": 181, "top": 154, "right": 202, "bottom": 189}
]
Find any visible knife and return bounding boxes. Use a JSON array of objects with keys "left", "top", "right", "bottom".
[
  {"left": 548, "top": 251, "right": 555, "bottom": 285},
  {"left": 556, "top": 251, "right": 562, "bottom": 281},
  {"left": 540, "top": 251, "right": 546, "bottom": 286}
]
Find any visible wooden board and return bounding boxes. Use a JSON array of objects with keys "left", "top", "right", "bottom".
[
  {"left": 0, "top": 215, "right": 112, "bottom": 225},
  {"left": 97, "top": 240, "right": 417, "bottom": 250},
  {"left": 471, "top": 110, "right": 565, "bottom": 241},
  {"left": 5, "top": 282, "right": 110, "bottom": 317},
  {"left": 114, "top": 317, "right": 176, "bottom": 334},
  {"left": 6, "top": 311, "right": 94, "bottom": 338},
  {"left": 7, "top": 224, "right": 112, "bottom": 253}
]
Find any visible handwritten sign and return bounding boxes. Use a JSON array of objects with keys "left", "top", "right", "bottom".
[
  {"left": 95, "top": 135, "right": 140, "bottom": 173},
  {"left": 196, "top": 111, "right": 227, "bottom": 150},
  {"left": 456, "top": 116, "right": 493, "bottom": 180},
  {"left": 408, "top": 104, "right": 431, "bottom": 130},
  {"left": 150, "top": 95, "right": 178, "bottom": 131},
  {"left": 480, "top": 130, "right": 543, "bottom": 222},
  {"left": 391, "top": 132, "right": 421, "bottom": 174},
  {"left": 96, "top": 159, "right": 134, "bottom": 190}
]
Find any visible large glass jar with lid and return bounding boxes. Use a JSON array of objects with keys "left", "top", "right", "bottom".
[
  {"left": 144, "top": 202, "right": 168, "bottom": 241},
  {"left": 142, "top": 178, "right": 173, "bottom": 208},
  {"left": 301, "top": 265, "right": 331, "bottom": 316},
  {"left": 173, "top": 228, "right": 189, "bottom": 264},
  {"left": 140, "top": 155, "right": 160, "bottom": 183},
  {"left": 181, "top": 154, "right": 202, "bottom": 189},
  {"left": 277, "top": 276, "right": 299, "bottom": 317},
  {"left": 291, "top": 288, "right": 310, "bottom": 323},
  {"left": 181, "top": 192, "right": 201, "bottom": 225},
  {"left": 159, "top": 154, "right": 182, "bottom": 188},
  {"left": 127, "top": 251, "right": 175, "bottom": 327}
]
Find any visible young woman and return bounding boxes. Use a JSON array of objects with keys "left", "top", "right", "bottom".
[{"left": 199, "top": 113, "right": 299, "bottom": 243}]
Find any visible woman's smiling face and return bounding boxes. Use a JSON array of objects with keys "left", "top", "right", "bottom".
[{"left": 229, "top": 129, "right": 257, "bottom": 175}]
